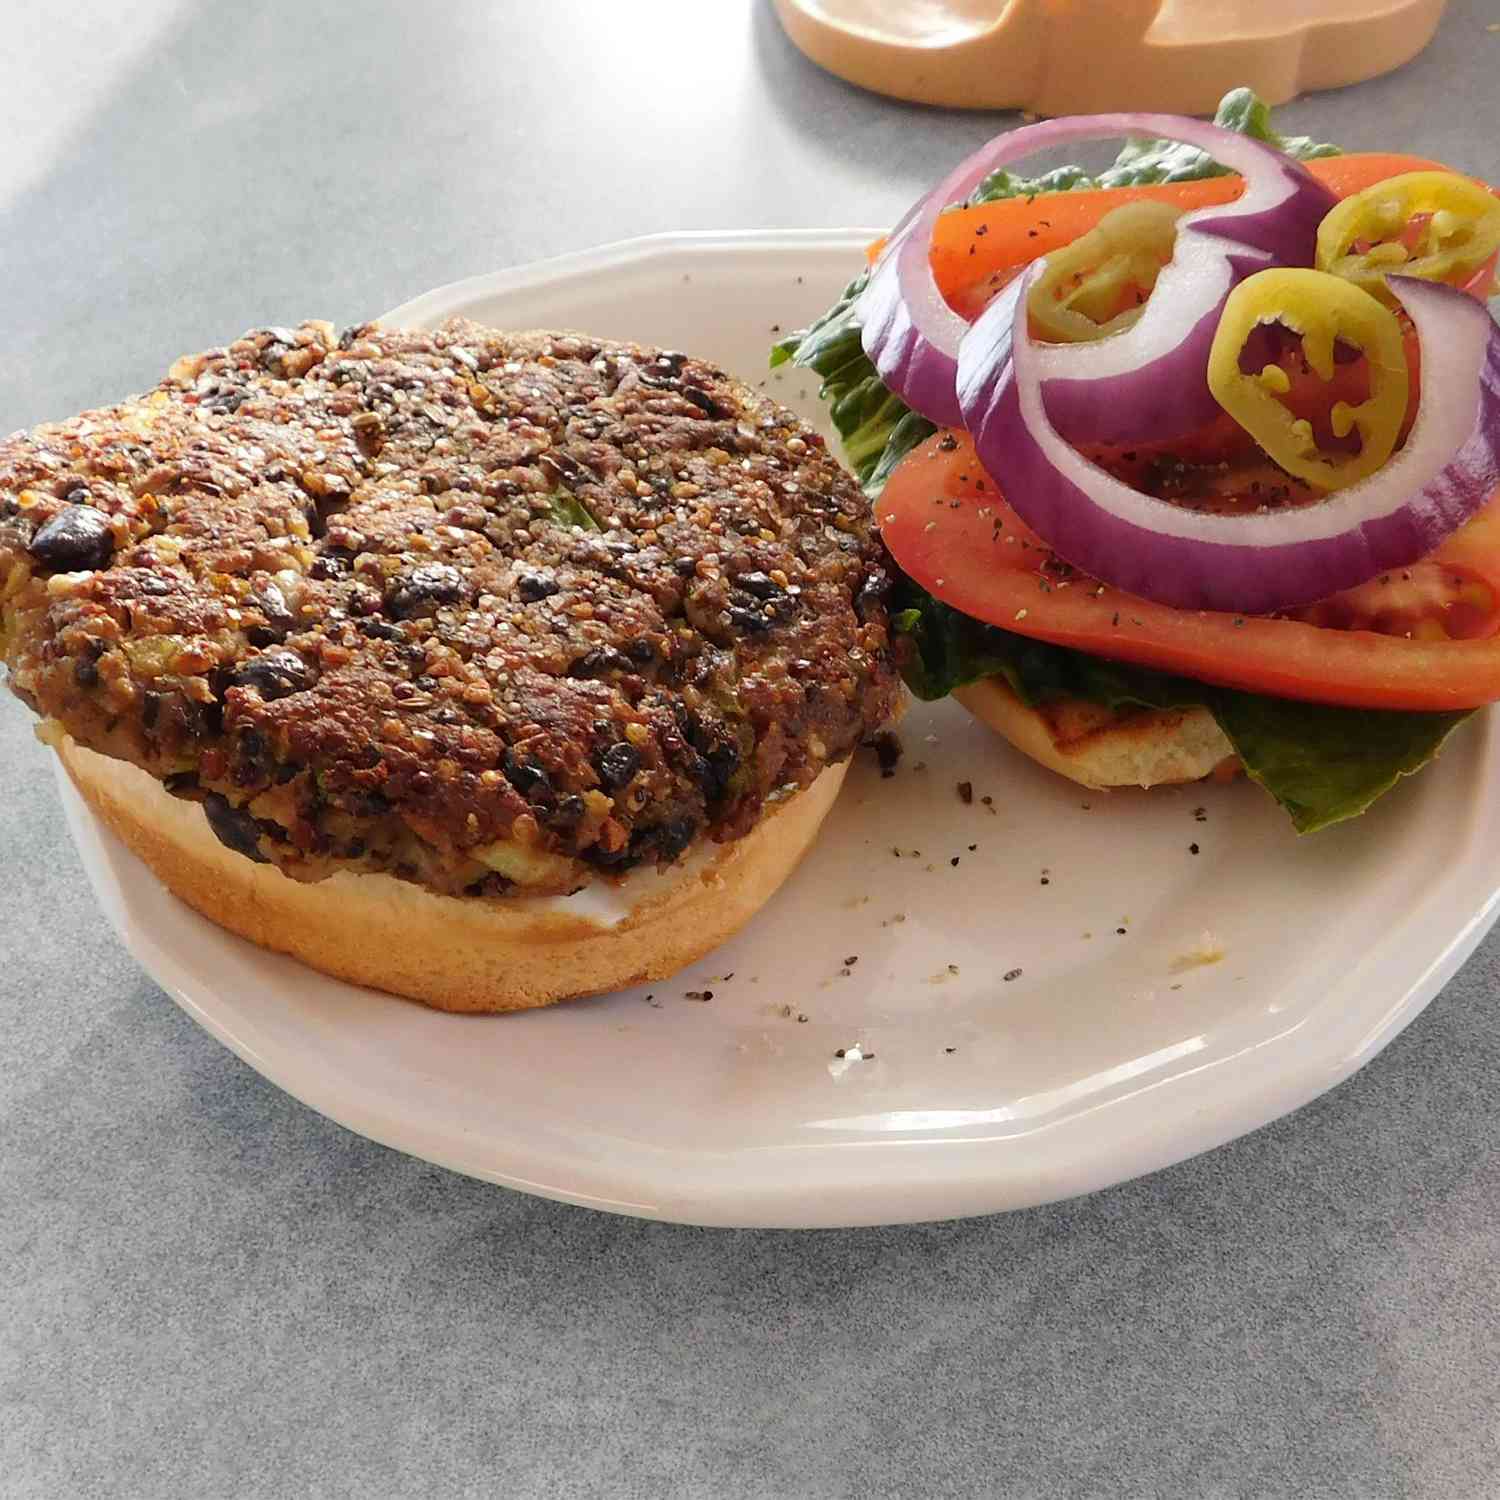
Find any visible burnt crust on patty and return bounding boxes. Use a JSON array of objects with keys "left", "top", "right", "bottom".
[{"left": 1, "top": 319, "right": 899, "bottom": 897}]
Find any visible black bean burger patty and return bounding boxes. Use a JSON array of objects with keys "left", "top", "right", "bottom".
[{"left": 1, "top": 320, "right": 899, "bottom": 898}]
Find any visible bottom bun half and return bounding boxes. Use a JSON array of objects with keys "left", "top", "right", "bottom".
[
  {"left": 953, "top": 676, "right": 1238, "bottom": 791},
  {"left": 58, "top": 736, "right": 846, "bottom": 1014}
]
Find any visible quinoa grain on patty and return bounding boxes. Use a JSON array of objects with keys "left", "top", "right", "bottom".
[{"left": 1, "top": 320, "right": 899, "bottom": 897}]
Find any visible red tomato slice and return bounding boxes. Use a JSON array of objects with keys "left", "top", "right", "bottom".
[{"left": 880, "top": 432, "right": 1500, "bottom": 711}]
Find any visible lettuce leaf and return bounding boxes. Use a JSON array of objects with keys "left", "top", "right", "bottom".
[
  {"left": 769, "top": 274, "right": 937, "bottom": 495},
  {"left": 891, "top": 579, "right": 1468, "bottom": 833},
  {"left": 1213, "top": 693, "right": 1469, "bottom": 832},
  {"left": 770, "top": 89, "right": 1339, "bottom": 496},
  {"left": 970, "top": 86, "right": 1341, "bottom": 202}
]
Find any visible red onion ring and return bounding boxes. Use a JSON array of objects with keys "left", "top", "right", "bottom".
[
  {"left": 957, "top": 271, "right": 1500, "bottom": 614},
  {"left": 1032, "top": 241, "right": 1272, "bottom": 445},
  {"left": 858, "top": 114, "right": 1336, "bottom": 430}
]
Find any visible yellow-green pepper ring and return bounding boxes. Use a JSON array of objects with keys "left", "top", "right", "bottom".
[
  {"left": 1028, "top": 200, "right": 1183, "bottom": 344},
  {"left": 1207, "top": 268, "right": 1409, "bottom": 493},
  {"left": 1316, "top": 171, "right": 1500, "bottom": 304}
]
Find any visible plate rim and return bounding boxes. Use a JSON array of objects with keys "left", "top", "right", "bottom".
[
  {"left": 380, "top": 227, "right": 886, "bottom": 329},
  {"left": 61, "top": 757, "right": 1500, "bottom": 1226},
  {"left": 57, "top": 229, "right": 1500, "bottom": 1228}
]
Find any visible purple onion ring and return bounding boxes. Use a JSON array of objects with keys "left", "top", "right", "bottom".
[
  {"left": 957, "top": 271, "right": 1500, "bottom": 614},
  {"left": 858, "top": 113, "right": 1336, "bottom": 432}
]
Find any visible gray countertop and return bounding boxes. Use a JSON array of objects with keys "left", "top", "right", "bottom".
[{"left": 4, "top": 3, "right": 1499, "bottom": 1494}]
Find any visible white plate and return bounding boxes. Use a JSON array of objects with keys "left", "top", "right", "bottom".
[{"left": 60, "top": 231, "right": 1500, "bottom": 1228}]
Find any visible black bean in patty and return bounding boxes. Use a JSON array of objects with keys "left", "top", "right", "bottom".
[
  {"left": 515, "top": 572, "right": 560, "bottom": 604},
  {"left": 230, "top": 649, "right": 315, "bottom": 701},
  {"left": 27, "top": 505, "right": 115, "bottom": 571},
  {"left": 596, "top": 742, "right": 641, "bottom": 792},
  {"left": 201, "top": 793, "right": 269, "bottom": 863},
  {"left": 384, "top": 564, "right": 465, "bottom": 619}
]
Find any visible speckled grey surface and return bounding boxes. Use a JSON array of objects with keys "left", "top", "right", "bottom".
[{"left": 3, "top": 3, "right": 1499, "bottom": 1495}]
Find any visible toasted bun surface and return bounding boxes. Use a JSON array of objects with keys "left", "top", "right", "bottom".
[
  {"left": 953, "top": 677, "right": 1237, "bottom": 791},
  {"left": 59, "top": 736, "right": 845, "bottom": 1013}
]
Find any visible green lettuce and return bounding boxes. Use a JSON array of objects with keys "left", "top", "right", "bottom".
[
  {"left": 892, "top": 580, "right": 1468, "bottom": 833},
  {"left": 769, "top": 273, "right": 936, "bottom": 496},
  {"left": 543, "top": 489, "right": 600, "bottom": 531},
  {"left": 970, "top": 86, "right": 1341, "bottom": 201}
]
